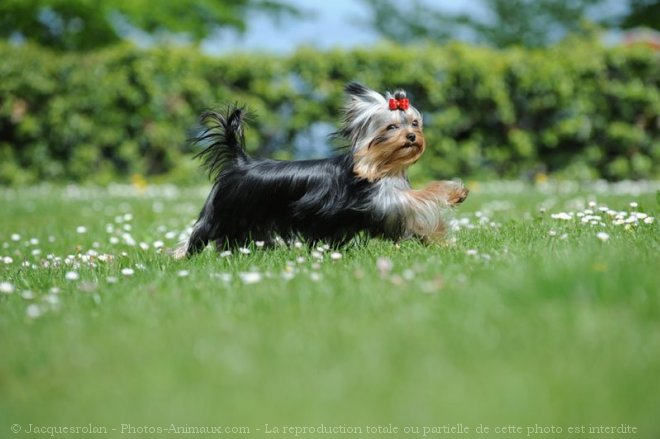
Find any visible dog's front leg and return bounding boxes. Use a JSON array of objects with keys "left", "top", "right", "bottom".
[
  {"left": 423, "top": 180, "right": 469, "bottom": 206},
  {"left": 406, "top": 180, "right": 469, "bottom": 242}
]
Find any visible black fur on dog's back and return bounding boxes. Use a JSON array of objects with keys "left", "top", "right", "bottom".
[{"left": 177, "top": 105, "right": 387, "bottom": 257}]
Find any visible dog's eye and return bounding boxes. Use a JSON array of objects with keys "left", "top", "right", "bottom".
[
  {"left": 412, "top": 120, "right": 419, "bottom": 127},
  {"left": 387, "top": 124, "right": 398, "bottom": 130}
]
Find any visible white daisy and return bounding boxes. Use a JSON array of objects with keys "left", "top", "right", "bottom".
[
  {"left": 376, "top": 257, "right": 393, "bottom": 273},
  {"left": 0, "top": 281, "right": 15, "bottom": 294},
  {"left": 65, "top": 271, "right": 79, "bottom": 281},
  {"left": 239, "top": 272, "right": 262, "bottom": 284},
  {"left": 26, "top": 304, "right": 41, "bottom": 319},
  {"left": 596, "top": 232, "right": 610, "bottom": 242}
]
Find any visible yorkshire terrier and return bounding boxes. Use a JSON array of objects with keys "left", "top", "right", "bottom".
[{"left": 174, "top": 82, "right": 468, "bottom": 257}]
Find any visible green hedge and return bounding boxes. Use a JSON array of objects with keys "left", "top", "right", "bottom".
[{"left": 0, "top": 39, "right": 658, "bottom": 184}]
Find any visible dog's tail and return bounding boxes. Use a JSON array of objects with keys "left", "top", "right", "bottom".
[{"left": 193, "top": 104, "right": 249, "bottom": 180}]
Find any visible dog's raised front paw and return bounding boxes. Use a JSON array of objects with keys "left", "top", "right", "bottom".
[{"left": 447, "top": 183, "right": 469, "bottom": 206}]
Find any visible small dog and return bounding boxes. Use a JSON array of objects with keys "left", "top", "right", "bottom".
[{"left": 175, "top": 82, "right": 467, "bottom": 257}]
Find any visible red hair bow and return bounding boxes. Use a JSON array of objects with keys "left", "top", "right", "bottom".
[{"left": 388, "top": 98, "right": 409, "bottom": 111}]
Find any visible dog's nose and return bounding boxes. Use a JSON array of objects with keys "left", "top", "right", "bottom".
[{"left": 406, "top": 132, "right": 416, "bottom": 142}]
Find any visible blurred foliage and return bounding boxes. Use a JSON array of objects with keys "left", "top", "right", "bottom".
[
  {"left": 0, "top": 38, "right": 658, "bottom": 184},
  {"left": 361, "top": 0, "right": 658, "bottom": 48},
  {"left": 618, "top": 0, "right": 660, "bottom": 29},
  {"left": 0, "top": 0, "right": 300, "bottom": 51}
]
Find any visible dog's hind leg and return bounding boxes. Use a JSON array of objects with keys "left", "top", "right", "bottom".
[
  {"left": 172, "top": 217, "right": 212, "bottom": 259},
  {"left": 188, "top": 221, "right": 212, "bottom": 255},
  {"left": 172, "top": 183, "right": 224, "bottom": 258}
]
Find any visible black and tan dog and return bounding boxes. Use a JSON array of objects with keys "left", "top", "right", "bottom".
[{"left": 175, "top": 82, "right": 467, "bottom": 257}]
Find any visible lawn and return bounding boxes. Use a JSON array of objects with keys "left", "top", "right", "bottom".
[{"left": 1, "top": 181, "right": 659, "bottom": 438}]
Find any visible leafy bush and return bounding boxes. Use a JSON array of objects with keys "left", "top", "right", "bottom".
[{"left": 0, "top": 39, "right": 657, "bottom": 184}]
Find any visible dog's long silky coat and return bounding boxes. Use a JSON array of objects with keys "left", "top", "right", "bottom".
[{"left": 176, "top": 83, "right": 467, "bottom": 257}]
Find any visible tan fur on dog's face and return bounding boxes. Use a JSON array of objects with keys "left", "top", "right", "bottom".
[{"left": 353, "top": 110, "right": 425, "bottom": 181}]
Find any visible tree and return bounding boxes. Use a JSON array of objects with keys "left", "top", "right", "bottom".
[
  {"left": 0, "top": 0, "right": 300, "bottom": 51},
  {"left": 361, "top": 0, "right": 615, "bottom": 48},
  {"left": 618, "top": 0, "right": 660, "bottom": 29}
]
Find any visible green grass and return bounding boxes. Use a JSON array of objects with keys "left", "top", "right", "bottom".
[{"left": 1, "top": 182, "right": 659, "bottom": 438}]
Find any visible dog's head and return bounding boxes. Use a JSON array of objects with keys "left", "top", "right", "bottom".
[{"left": 339, "top": 82, "right": 425, "bottom": 181}]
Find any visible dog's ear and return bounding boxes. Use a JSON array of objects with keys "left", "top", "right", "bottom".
[
  {"left": 339, "top": 82, "right": 388, "bottom": 149},
  {"left": 345, "top": 82, "right": 370, "bottom": 97},
  {"left": 345, "top": 82, "right": 385, "bottom": 105}
]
